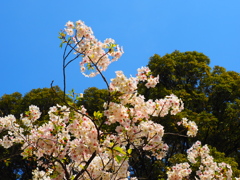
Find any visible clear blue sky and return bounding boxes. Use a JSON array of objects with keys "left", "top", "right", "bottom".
[{"left": 1, "top": 0, "right": 239, "bottom": 96}]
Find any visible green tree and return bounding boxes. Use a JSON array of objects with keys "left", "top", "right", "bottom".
[
  {"left": 77, "top": 87, "right": 109, "bottom": 116},
  {"left": 21, "top": 86, "right": 69, "bottom": 123},
  {"left": 202, "top": 66, "right": 240, "bottom": 159},
  {"left": 136, "top": 50, "right": 240, "bottom": 178},
  {"left": 0, "top": 92, "right": 22, "bottom": 118}
]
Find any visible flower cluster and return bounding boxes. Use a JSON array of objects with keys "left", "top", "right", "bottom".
[
  {"left": 177, "top": 118, "right": 198, "bottom": 137},
  {"left": 1, "top": 104, "right": 132, "bottom": 179},
  {"left": 32, "top": 168, "right": 52, "bottom": 180},
  {"left": 63, "top": 20, "right": 123, "bottom": 77},
  {"left": 137, "top": 66, "right": 159, "bottom": 88},
  {"left": 109, "top": 67, "right": 160, "bottom": 94},
  {"left": 167, "top": 141, "right": 235, "bottom": 179},
  {"left": 104, "top": 70, "right": 185, "bottom": 160},
  {"left": 21, "top": 105, "right": 41, "bottom": 127},
  {"left": 187, "top": 141, "right": 233, "bottom": 179},
  {"left": 109, "top": 71, "right": 137, "bottom": 94},
  {"left": 0, "top": 115, "right": 23, "bottom": 148},
  {"left": 167, "top": 162, "right": 192, "bottom": 180}
]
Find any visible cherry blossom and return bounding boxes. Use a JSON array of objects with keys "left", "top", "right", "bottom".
[
  {"left": 0, "top": 19, "right": 238, "bottom": 180},
  {"left": 61, "top": 20, "right": 124, "bottom": 77}
]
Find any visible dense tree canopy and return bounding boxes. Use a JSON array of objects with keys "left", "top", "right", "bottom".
[
  {"left": 77, "top": 87, "right": 109, "bottom": 116},
  {"left": 0, "top": 86, "right": 67, "bottom": 120},
  {"left": 137, "top": 50, "right": 240, "bottom": 178}
]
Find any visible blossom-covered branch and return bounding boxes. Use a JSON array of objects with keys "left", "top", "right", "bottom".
[{"left": 0, "top": 20, "right": 238, "bottom": 180}]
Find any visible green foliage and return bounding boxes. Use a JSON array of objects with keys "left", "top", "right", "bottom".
[
  {"left": 77, "top": 87, "right": 109, "bottom": 116},
  {"left": 0, "top": 92, "right": 22, "bottom": 118},
  {"left": 142, "top": 51, "right": 211, "bottom": 109},
  {"left": 0, "top": 86, "right": 69, "bottom": 120},
  {"left": 93, "top": 111, "right": 103, "bottom": 119},
  {"left": 107, "top": 43, "right": 117, "bottom": 52},
  {"left": 129, "top": 149, "right": 167, "bottom": 179},
  {"left": 58, "top": 31, "right": 67, "bottom": 48},
  {"left": 21, "top": 86, "right": 70, "bottom": 122}
]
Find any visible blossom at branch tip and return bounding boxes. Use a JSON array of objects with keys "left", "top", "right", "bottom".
[
  {"left": 63, "top": 20, "right": 124, "bottom": 77},
  {"left": 178, "top": 118, "right": 198, "bottom": 137}
]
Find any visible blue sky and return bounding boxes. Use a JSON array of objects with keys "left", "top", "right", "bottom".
[{"left": 1, "top": 0, "right": 239, "bottom": 96}]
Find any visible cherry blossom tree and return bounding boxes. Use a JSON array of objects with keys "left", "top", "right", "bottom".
[{"left": 0, "top": 20, "right": 238, "bottom": 180}]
